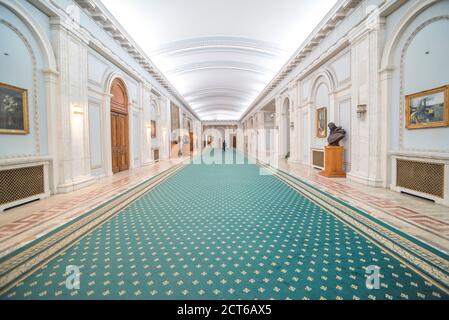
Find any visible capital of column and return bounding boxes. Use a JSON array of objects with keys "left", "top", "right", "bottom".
[
  {"left": 379, "top": 67, "right": 394, "bottom": 80},
  {"left": 42, "top": 69, "right": 60, "bottom": 84}
]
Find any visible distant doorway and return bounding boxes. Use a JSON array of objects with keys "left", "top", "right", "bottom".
[
  {"left": 232, "top": 135, "right": 237, "bottom": 148},
  {"left": 282, "top": 98, "right": 291, "bottom": 157},
  {"left": 188, "top": 121, "right": 194, "bottom": 153},
  {"left": 189, "top": 132, "right": 194, "bottom": 152},
  {"left": 110, "top": 78, "right": 129, "bottom": 174}
]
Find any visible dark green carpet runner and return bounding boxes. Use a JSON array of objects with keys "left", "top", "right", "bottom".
[{"left": 1, "top": 150, "right": 448, "bottom": 300}]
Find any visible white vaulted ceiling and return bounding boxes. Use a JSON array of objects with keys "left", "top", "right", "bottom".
[{"left": 101, "top": 0, "right": 338, "bottom": 120}]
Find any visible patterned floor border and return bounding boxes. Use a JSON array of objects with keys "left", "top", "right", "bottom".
[
  {"left": 257, "top": 160, "right": 449, "bottom": 295},
  {"left": 0, "top": 158, "right": 189, "bottom": 248},
  {"left": 295, "top": 168, "right": 449, "bottom": 241},
  {"left": 0, "top": 162, "right": 186, "bottom": 295}
]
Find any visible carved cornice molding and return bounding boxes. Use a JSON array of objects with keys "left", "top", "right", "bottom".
[
  {"left": 73, "top": 0, "right": 199, "bottom": 120},
  {"left": 241, "top": 0, "right": 362, "bottom": 121}
]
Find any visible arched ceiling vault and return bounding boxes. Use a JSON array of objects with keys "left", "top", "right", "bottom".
[
  {"left": 195, "top": 105, "right": 245, "bottom": 112},
  {"left": 183, "top": 88, "right": 260, "bottom": 100},
  {"left": 188, "top": 95, "right": 252, "bottom": 103},
  {"left": 101, "top": 0, "right": 338, "bottom": 121},
  {"left": 166, "top": 61, "right": 275, "bottom": 76}
]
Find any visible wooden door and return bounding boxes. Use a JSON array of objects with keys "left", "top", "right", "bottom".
[
  {"left": 111, "top": 112, "right": 129, "bottom": 173},
  {"left": 232, "top": 136, "right": 237, "bottom": 148},
  {"left": 110, "top": 78, "right": 129, "bottom": 174},
  {"left": 189, "top": 132, "right": 194, "bottom": 152}
]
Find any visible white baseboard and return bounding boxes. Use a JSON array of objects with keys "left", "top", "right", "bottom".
[
  {"left": 57, "top": 175, "right": 96, "bottom": 194},
  {"left": 346, "top": 172, "right": 384, "bottom": 187}
]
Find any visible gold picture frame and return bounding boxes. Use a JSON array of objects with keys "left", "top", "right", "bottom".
[
  {"left": 0, "top": 82, "right": 29, "bottom": 134},
  {"left": 405, "top": 85, "right": 449, "bottom": 129},
  {"left": 151, "top": 120, "right": 156, "bottom": 138},
  {"left": 316, "top": 107, "right": 327, "bottom": 138}
]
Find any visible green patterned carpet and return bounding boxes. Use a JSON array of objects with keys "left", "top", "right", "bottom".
[{"left": 1, "top": 149, "right": 448, "bottom": 300}]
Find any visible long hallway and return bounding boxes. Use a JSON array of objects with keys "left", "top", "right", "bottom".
[
  {"left": 2, "top": 150, "right": 448, "bottom": 300},
  {"left": 1, "top": 0, "right": 449, "bottom": 306}
]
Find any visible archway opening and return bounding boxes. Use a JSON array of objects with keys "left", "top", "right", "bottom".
[
  {"left": 282, "top": 98, "right": 291, "bottom": 157},
  {"left": 110, "top": 78, "right": 129, "bottom": 174},
  {"left": 188, "top": 120, "right": 194, "bottom": 153},
  {"left": 232, "top": 135, "right": 237, "bottom": 149}
]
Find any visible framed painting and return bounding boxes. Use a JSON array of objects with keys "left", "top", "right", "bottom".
[
  {"left": 316, "top": 107, "right": 327, "bottom": 138},
  {"left": 0, "top": 82, "right": 29, "bottom": 134},
  {"left": 151, "top": 120, "right": 156, "bottom": 138},
  {"left": 405, "top": 85, "right": 449, "bottom": 129}
]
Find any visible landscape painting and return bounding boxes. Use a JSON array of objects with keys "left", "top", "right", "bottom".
[
  {"left": 0, "top": 82, "right": 29, "bottom": 134},
  {"left": 406, "top": 85, "right": 449, "bottom": 129}
]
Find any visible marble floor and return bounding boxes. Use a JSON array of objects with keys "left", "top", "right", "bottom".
[
  {"left": 0, "top": 157, "right": 190, "bottom": 258},
  {"left": 274, "top": 159, "right": 449, "bottom": 254},
  {"left": 0, "top": 151, "right": 448, "bottom": 261}
]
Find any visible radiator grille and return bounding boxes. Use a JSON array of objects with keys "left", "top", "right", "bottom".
[
  {"left": 396, "top": 159, "right": 444, "bottom": 198},
  {"left": 0, "top": 165, "right": 45, "bottom": 205},
  {"left": 153, "top": 149, "right": 160, "bottom": 161},
  {"left": 312, "top": 150, "right": 324, "bottom": 169}
]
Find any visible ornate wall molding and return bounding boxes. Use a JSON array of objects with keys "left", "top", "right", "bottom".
[
  {"left": 398, "top": 15, "right": 449, "bottom": 153},
  {"left": 308, "top": 69, "right": 337, "bottom": 102},
  {"left": 0, "top": 0, "right": 57, "bottom": 70},
  {"left": 0, "top": 18, "right": 40, "bottom": 159}
]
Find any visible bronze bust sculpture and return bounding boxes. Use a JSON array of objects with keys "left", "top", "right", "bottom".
[{"left": 327, "top": 122, "right": 346, "bottom": 146}]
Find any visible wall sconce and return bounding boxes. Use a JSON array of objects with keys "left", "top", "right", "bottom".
[
  {"left": 290, "top": 122, "right": 294, "bottom": 129},
  {"left": 357, "top": 104, "right": 367, "bottom": 118},
  {"left": 71, "top": 104, "right": 84, "bottom": 116}
]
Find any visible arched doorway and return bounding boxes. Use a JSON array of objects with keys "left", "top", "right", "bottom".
[
  {"left": 187, "top": 120, "right": 194, "bottom": 153},
  {"left": 282, "top": 98, "right": 290, "bottom": 157},
  {"left": 110, "top": 78, "right": 129, "bottom": 174}
]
